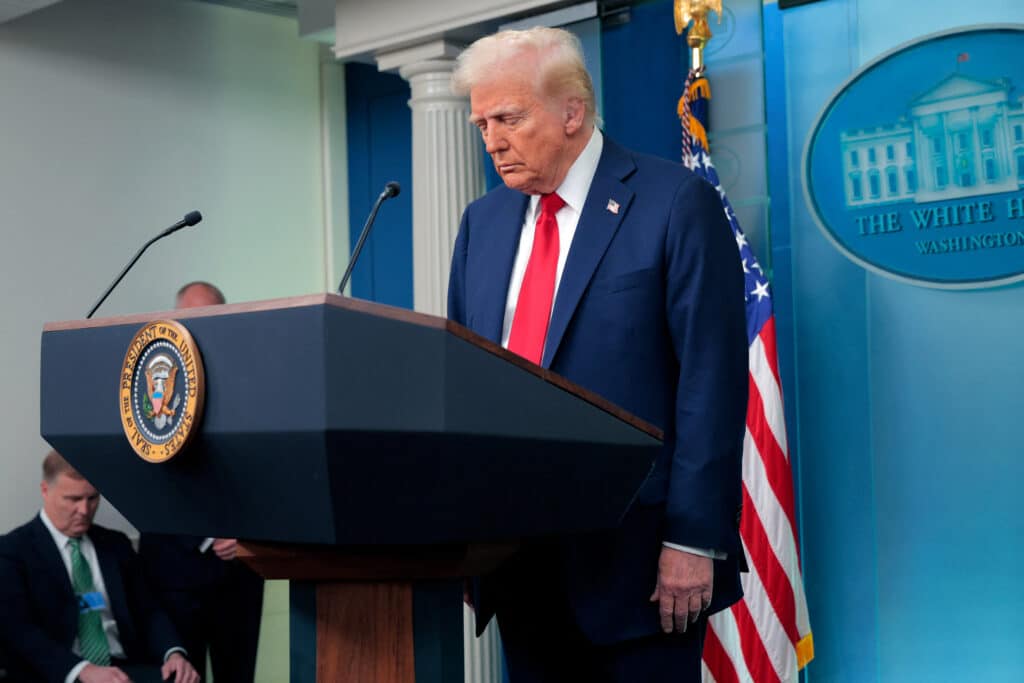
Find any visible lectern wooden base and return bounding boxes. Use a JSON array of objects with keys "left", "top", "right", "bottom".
[
  {"left": 293, "top": 580, "right": 459, "bottom": 683},
  {"left": 238, "top": 542, "right": 515, "bottom": 683}
]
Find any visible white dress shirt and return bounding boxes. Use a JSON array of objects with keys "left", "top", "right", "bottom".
[
  {"left": 500, "top": 127, "right": 604, "bottom": 349},
  {"left": 500, "top": 128, "right": 724, "bottom": 561}
]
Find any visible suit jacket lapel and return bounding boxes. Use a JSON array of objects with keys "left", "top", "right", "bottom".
[
  {"left": 542, "top": 139, "right": 636, "bottom": 367},
  {"left": 474, "top": 190, "right": 529, "bottom": 344},
  {"left": 30, "top": 515, "right": 73, "bottom": 590},
  {"left": 29, "top": 516, "right": 77, "bottom": 640}
]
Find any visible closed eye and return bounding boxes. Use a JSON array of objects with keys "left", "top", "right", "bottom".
[{"left": 64, "top": 495, "right": 100, "bottom": 503}]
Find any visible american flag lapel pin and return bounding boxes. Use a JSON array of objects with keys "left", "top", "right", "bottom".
[{"left": 606, "top": 199, "right": 620, "bottom": 214}]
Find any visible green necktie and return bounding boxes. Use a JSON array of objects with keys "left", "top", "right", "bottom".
[{"left": 67, "top": 538, "right": 111, "bottom": 666}]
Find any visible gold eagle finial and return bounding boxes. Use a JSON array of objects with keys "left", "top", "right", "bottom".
[
  {"left": 675, "top": 0, "right": 723, "bottom": 72},
  {"left": 674, "top": 0, "right": 723, "bottom": 37}
]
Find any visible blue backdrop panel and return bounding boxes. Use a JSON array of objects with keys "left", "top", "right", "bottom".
[
  {"left": 762, "top": 3, "right": 801, "bottom": 513},
  {"left": 766, "top": 4, "right": 879, "bottom": 680},
  {"left": 768, "top": 1, "right": 1024, "bottom": 680},
  {"left": 345, "top": 62, "right": 413, "bottom": 308}
]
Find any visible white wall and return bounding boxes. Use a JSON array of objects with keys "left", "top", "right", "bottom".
[{"left": 0, "top": 0, "right": 341, "bottom": 535}]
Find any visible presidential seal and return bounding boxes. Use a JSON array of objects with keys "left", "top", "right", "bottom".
[{"left": 119, "top": 320, "right": 205, "bottom": 463}]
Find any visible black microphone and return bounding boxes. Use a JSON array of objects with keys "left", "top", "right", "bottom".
[
  {"left": 86, "top": 210, "right": 203, "bottom": 319},
  {"left": 337, "top": 182, "right": 401, "bottom": 295}
]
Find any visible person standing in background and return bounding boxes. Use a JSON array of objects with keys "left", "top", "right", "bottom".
[{"left": 138, "top": 281, "right": 264, "bottom": 683}]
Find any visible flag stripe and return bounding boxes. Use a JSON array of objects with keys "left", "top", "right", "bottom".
[
  {"left": 747, "top": 371, "right": 798, "bottom": 537},
  {"left": 708, "top": 601, "right": 757, "bottom": 682},
  {"left": 740, "top": 484, "right": 800, "bottom": 646},
  {"left": 731, "top": 598, "right": 783, "bottom": 683},
  {"left": 703, "top": 620, "right": 741, "bottom": 683},
  {"left": 794, "top": 568, "right": 812, "bottom": 636},
  {"left": 743, "top": 429, "right": 805, "bottom": 612},
  {"left": 750, "top": 333, "right": 789, "bottom": 460},
  {"left": 759, "top": 317, "right": 782, "bottom": 389},
  {"left": 737, "top": 538, "right": 797, "bottom": 682}
]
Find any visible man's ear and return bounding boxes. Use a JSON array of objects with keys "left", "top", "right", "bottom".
[{"left": 564, "top": 97, "right": 586, "bottom": 135}]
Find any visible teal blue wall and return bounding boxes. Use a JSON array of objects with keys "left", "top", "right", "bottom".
[{"left": 766, "top": 1, "right": 1024, "bottom": 680}]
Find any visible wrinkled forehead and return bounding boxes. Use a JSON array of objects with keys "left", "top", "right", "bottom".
[{"left": 469, "top": 69, "right": 550, "bottom": 120}]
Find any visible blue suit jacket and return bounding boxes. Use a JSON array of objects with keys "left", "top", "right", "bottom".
[
  {"left": 0, "top": 516, "right": 182, "bottom": 683},
  {"left": 448, "top": 137, "right": 748, "bottom": 644}
]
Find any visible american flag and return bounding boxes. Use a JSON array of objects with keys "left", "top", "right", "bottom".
[{"left": 679, "top": 71, "right": 814, "bottom": 683}]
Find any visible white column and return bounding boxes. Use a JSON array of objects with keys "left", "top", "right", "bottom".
[
  {"left": 378, "top": 41, "right": 486, "bottom": 317},
  {"left": 377, "top": 42, "right": 500, "bottom": 683}
]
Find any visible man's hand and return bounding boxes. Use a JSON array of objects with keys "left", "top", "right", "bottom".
[
  {"left": 161, "top": 653, "right": 199, "bottom": 683},
  {"left": 648, "top": 546, "right": 713, "bottom": 634},
  {"left": 78, "top": 664, "right": 131, "bottom": 683},
  {"left": 211, "top": 538, "right": 238, "bottom": 561}
]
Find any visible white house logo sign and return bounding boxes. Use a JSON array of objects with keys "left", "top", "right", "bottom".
[{"left": 804, "top": 26, "right": 1024, "bottom": 288}]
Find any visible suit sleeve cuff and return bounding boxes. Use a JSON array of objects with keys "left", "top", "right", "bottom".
[
  {"left": 164, "top": 647, "right": 188, "bottom": 663},
  {"left": 662, "top": 541, "right": 727, "bottom": 560},
  {"left": 67, "top": 660, "right": 89, "bottom": 683}
]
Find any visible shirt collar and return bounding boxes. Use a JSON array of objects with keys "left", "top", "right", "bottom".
[
  {"left": 39, "top": 508, "right": 82, "bottom": 549},
  {"left": 528, "top": 127, "right": 604, "bottom": 219}
]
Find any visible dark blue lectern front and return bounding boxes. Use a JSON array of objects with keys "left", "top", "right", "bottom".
[{"left": 41, "top": 294, "right": 662, "bottom": 683}]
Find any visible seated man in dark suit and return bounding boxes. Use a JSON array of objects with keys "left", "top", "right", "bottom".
[
  {"left": 0, "top": 451, "right": 200, "bottom": 683},
  {"left": 138, "top": 281, "right": 264, "bottom": 683}
]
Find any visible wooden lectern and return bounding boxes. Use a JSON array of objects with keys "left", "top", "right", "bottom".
[{"left": 40, "top": 294, "right": 662, "bottom": 683}]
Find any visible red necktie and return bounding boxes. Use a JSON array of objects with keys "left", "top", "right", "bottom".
[{"left": 507, "top": 192, "right": 565, "bottom": 365}]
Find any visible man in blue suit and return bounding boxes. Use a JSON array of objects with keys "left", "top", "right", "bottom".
[
  {"left": 448, "top": 27, "right": 748, "bottom": 682},
  {"left": 0, "top": 452, "right": 199, "bottom": 683}
]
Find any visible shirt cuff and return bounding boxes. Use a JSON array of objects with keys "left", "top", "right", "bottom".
[
  {"left": 662, "top": 541, "right": 727, "bottom": 560},
  {"left": 164, "top": 647, "right": 188, "bottom": 663},
  {"left": 67, "top": 660, "right": 89, "bottom": 683}
]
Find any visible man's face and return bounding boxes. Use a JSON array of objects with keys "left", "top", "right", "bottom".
[
  {"left": 176, "top": 286, "right": 222, "bottom": 309},
  {"left": 469, "top": 67, "right": 581, "bottom": 195},
  {"left": 41, "top": 473, "right": 100, "bottom": 538}
]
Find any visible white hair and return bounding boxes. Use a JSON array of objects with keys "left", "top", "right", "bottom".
[{"left": 452, "top": 27, "right": 597, "bottom": 125}]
